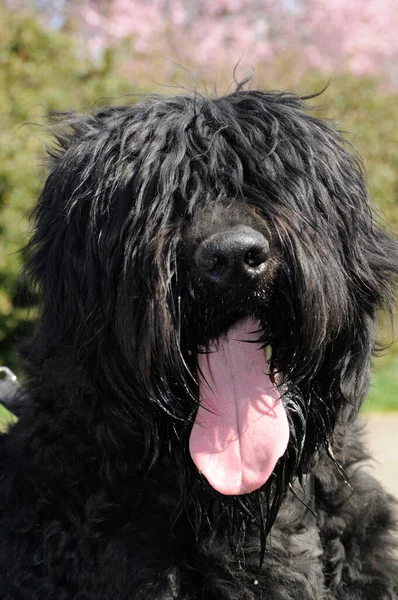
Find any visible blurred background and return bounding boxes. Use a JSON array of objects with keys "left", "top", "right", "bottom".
[{"left": 0, "top": 0, "right": 397, "bottom": 417}]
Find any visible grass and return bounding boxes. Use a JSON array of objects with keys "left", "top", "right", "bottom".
[
  {"left": 362, "top": 358, "right": 398, "bottom": 413},
  {"left": 0, "top": 404, "right": 16, "bottom": 431}
]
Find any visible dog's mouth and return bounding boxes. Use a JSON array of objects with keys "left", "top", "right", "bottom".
[{"left": 189, "top": 317, "right": 289, "bottom": 496}]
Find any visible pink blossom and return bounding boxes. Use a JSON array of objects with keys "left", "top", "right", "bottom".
[{"left": 76, "top": 0, "right": 398, "bottom": 81}]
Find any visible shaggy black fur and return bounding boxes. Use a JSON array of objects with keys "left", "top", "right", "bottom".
[{"left": 0, "top": 89, "right": 397, "bottom": 599}]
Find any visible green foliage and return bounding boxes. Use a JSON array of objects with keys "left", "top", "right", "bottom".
[{"left": 0, "top": 6, "right": 131, "bottom": 371}]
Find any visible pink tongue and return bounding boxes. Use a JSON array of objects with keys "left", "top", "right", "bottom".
[{"left": 189, "top": 318, "right": 289, "bottom": 496}]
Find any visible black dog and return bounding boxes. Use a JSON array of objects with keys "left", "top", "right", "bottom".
[{"left": 0, "top": 89, "right": 397, "bottom": 599}]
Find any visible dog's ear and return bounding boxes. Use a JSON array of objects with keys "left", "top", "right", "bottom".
[
  {"left": 337, "top": 212, "right": 397, "bottom": 418},
  {"left": 24, "top": 111, "right": 120, "bottom": 360},
  {"left": 314, "top": 130, "right": 398, "bottom": 413},
  {"left": 319, "top": 131, "right": 398, "bottom": 396},
  {"left": 310, "top": 127, "right": 398, "bottom": 419}
]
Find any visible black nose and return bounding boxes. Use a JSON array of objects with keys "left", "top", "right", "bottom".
[{"left": 194, "top": 226, "right": 269, "bottom": 288}]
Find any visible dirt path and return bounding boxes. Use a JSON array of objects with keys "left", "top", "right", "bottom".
[{"left": 361, "top": 413, "right": 398, "bottom": 499}]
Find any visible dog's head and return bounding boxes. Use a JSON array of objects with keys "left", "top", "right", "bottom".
[{"left": 26, "top": 89, "right": 397, "bottom": 527}]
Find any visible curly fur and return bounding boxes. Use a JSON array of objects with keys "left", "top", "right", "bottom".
[{"left": 0, "top": 89, "right": 397, "bottom": 599}]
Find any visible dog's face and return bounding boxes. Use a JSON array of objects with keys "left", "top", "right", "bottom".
[{"left": 26, "top": 90, "right": 397, "bottom": 522}]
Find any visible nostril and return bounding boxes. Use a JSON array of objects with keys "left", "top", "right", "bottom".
[
  {"left": 244, "top": 246, "right": 268, "bottom": 268},
  {"left": 196, "top": 251, "right": 226, "bottom": 274}
]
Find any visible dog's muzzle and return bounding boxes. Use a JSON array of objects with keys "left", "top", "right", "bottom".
[{"left": 194, "top": 225, "right": 269, "bottom": 289}]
